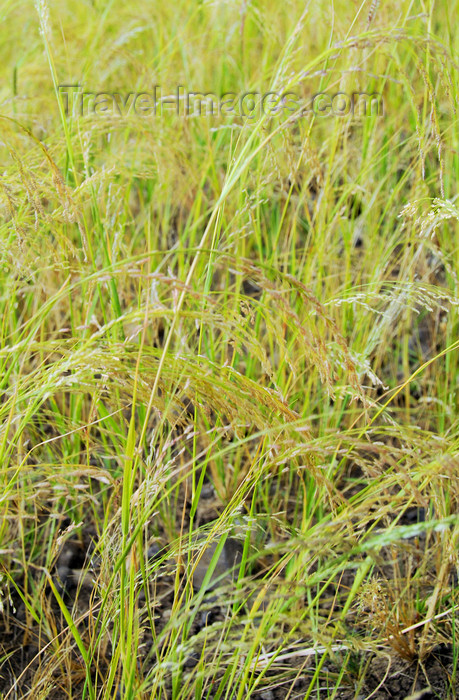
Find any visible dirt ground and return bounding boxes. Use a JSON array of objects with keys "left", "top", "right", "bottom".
[{"left": 1, "top": 509, "right": 458, "bottom": 699}]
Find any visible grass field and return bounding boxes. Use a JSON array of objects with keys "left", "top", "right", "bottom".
[{"left": 0, "top": 0, "right": 458, "bottom": 698}]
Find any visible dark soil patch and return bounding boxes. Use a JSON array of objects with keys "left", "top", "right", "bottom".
[{"left": 361, "top": 645, "right": 458, "bottom": 699}]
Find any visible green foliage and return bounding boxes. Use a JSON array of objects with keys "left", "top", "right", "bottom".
[{"left": 0, "top": 0, "right": 458, "bottom": 697}]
